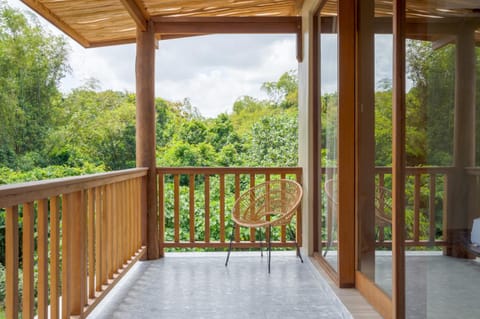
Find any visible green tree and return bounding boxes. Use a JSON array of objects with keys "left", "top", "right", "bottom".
[
  {"left": 262, "top": 70, "right": 298, "bottom": 109},
  {"left": 406, "top": 40, "right": 455, "bottom": 166},
  {"left": 0, "top": 4, "right": 68, "bottom": 167},
  {"left": 46, "top": 87, "right": 136, "bottom": 170},
  {"left": 247, "top": 112, "right": 298, "bottom": 167}
]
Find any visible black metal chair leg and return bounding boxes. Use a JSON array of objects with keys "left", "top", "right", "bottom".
[
  {"left": 268, "top": 225, "right": 272, "bottom": 273},
  {"left": 259, "top": 227, "right": 264, "bottom": 257},
  {"left": 288, "top": 225, "right": 303, "bottom": 263},
  {"left": 225, "top": 223, "right": 236, "bottom": 266},
  {"left": 295, "top": 241, "right": 304, "bottom": 263}
]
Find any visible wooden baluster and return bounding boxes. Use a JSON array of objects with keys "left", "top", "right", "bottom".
[
  {"left": 205, "top": 175, "right": 211, "bottom": 243},
  {"left": 95, "top": 187, "right": 103, "bottom": 292},
  {"left": 128, "top": 180, "right": 133, "bottom": 259},
  {"left": 189, "top": 174, "right": 195, "bottom": 243},
  {"left": 378, "top": 173, "right": 385, "bottom": 243},
  {"left": 234, "top": 173, "right": 241, "bottom": 242},
  {"left": 88, "top": 188, "right": 96, "bottom": 299},
  {"left": 296, "top": 173, "right": 303, "bottom": 246},
  {"left": 219, "top": 174, "right": 226, "bottom": 243},
  {"left": 414, "top": 174, "right": 421, "bottom": 243},
  {"left": 23, "top": 202, "right": 35, "bottom": 319},
  {"left": 68, "top": 191, "right": 86, "bottom": 316},
  {"left": 265, "top": 174, "right": 271, "bottom": 243},
  {"left": 37, "top": 199, "right": 49, "bottom": 319},
  {"left": 138, "top": 177, "right": 143, "bottom": 249},
  {"left": 124, "top": 181, "right": 129, "bottom": 262},
  {"left": 429, "top": 174, "right": 436, "bottom": 243},
  {"left": 106, "top": 185, "right": 113, "bottom": 280},
  {"left": 443, "top": 174, "right": 448, "bottom": 242},
  {"left": 130, "top": 178, "right": 138, "bottom": 255},
  {"left": 62, "top": 194, "right": 72, "bottom": 318},
  {"left": 280, "top": 173, "right": 286, "bottom": 243},
  {"left": 174, "top": 174, "right": 180, "bottom": 243},
  {"left": 121, "top": 181, "right": 126, "bottom": 266},
  {"left": 112, "top": 183, "right": 118, "bottom": 274},
  {"left": 116, "top": 183, "right": 121, "bottom": 269},
  {"left": 6, "top": 206, "right": 19, "bottom": 319},
  {"left": 120, "top": 182, "right": 125, "bottom": 264},
  {"left": 81, "top": 191, "right": 88, "bottom": 308},
  {"left": 250, "top": 174, "right": 256, "bottom": 243},
  {"left": 50, "top": 197, "right": 60, "bottom": 319},
  {"left": 102, "top": 186, "right": 109, "bottom": 286},
  {"left": 158, "top": 173, "right": 165, "bottom": 254},
  {"left": 129, "top": 180, "right": 134, "bottom": 255}
]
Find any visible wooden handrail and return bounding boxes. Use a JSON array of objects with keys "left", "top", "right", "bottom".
[
  {"left": 1, "top": 168, "right": 148, "bottom": 318},
  {"left": 157, "top": 167, "right": 303, "bottom": 251},
  {"left": 0, "top": 167, "right": 148, "bottom": 208}
]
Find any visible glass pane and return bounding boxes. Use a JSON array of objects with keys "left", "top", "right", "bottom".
[
  {"left": 319, "top": 0, "right": 339, "bottom": 271},
  {"left": 404, "top": 2, "right": 480, "bottom": 318},
  {"left": 357, "top": 0, "right": 393, "bottom": 296}
]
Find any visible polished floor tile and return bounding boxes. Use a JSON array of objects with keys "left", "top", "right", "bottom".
[{"left": 88, "top": 252, "right": 353, "bottom": 319}]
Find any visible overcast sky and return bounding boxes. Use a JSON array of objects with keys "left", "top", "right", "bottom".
[
  {"left": 10, "top": 1, "right": 298, "bottom": 118},
  {"left": 9, "top": 1, "right": 394, "bottom": 118}
]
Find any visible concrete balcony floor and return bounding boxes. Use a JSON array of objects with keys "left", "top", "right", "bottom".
[{"left": 88, "top": 251, "right": 379, "bottom": 319}]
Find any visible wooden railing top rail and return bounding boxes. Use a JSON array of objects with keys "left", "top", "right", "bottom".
[
  {"left": 374, "top": 166, "right": 453, "bottom": 174},
  {"left": 157, "top": 166, "right": 303, "bottom": 175},
  {"left": 0, "top": 167, "right": 148, "bottom": 208}
]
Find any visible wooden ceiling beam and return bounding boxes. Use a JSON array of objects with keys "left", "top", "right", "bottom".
[
  {"left": 88, "top": 38, "right": 137, "bottom": 48},
  {"left": 432, "top": 35, "right": 456, "bottom": 50},
  {"left": 158, "top": 34, "right": 210, "bottom": 41},
  {"left": 152, "top": 16, "right": 301, "bottom": 34},
  {"left": 120, "top": 0, "right": 149, "bottom": 32},
  {"left": 374, "top": 16, "right": 480, "bottom": 35},
  {"left": 21, "top": 0, "right": 90, "bottom": 47}
]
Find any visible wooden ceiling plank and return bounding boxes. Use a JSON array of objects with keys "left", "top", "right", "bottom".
[
  {"left": 120, "top": 0, "right": 149, "bottom": 31},
  {"left": 21, "top": 0, "right": 91, "bottom": 47},
  {"left": 145, "top": 0, "right": 297, "bottom": 17}
]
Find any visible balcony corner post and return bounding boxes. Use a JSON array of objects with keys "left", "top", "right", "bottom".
[{"left": 136, "top": 20, "right": 160, "bottom": 260}]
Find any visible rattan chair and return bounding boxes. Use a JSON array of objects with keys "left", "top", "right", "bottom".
[{"left": 224, "top": 179, "right": 303, "bottom": 273}]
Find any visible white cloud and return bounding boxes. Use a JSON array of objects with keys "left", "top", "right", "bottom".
[
  {"left": 8, "top": 0, "right": 298, "bottom": 118},
  {"left": 155, "top": 35, "right": 297, "bottom": 117}
]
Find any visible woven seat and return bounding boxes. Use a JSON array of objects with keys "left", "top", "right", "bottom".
[{"left": 225, "top": 179, "right": 303, "bottom": 272}]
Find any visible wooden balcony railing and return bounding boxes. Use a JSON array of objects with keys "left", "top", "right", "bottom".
[
  {"left": 157, "top": 167, "right": 303, "bottom": 251},
  {"left": 0, "top": 168, "right": 147, "bottom": 319},
  {"left": 374, "top": 166, "right": 451, "bottom": 247},
  {"left": 322, "top": 166, "right": 451, "bottom": 249}
]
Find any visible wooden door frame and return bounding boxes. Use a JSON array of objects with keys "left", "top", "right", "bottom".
[{"left": 311, "top": 0, "right": 356, "bottom": 288}]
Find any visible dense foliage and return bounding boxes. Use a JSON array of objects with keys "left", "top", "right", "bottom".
[{"left": 0, "top": 3, "right": 300, "bottom": 176}]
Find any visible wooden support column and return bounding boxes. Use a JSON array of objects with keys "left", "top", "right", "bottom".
[
  {"left": 136, "top": 20, "right": 160, "bottom": 260},
  {"left": 446, "top": 26, "right": 477, "bottom": 257}
]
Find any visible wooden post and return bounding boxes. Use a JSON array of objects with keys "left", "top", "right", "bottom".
[
  {"left": 446, "top": 26, "right": 476, "bottom": 257},
  {"left": 136, "top": 20, "right": 160, "bottom": 259},
  {"left": 356, "top": 0, "right": 376, "bottom": 281},
  {"left": 338, "top": 0, "right": 356, "bottom": 288},
  {"left": 393, "top": 0, "right": 406, "bottom": 317}
]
